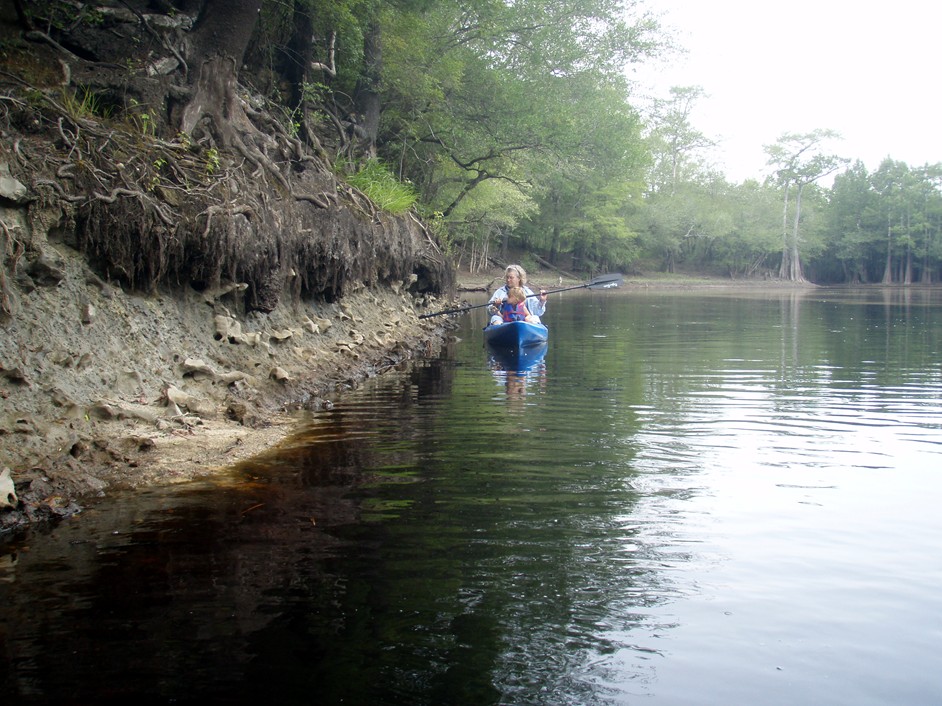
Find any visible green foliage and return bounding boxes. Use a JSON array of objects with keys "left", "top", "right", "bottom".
[
  {"left": 300, "top": 80, "right": 331, "bottom": 108},
  {"left": 344, "top": 159, "right": 417, "bottom": 214},
  {"left": 22, "top": 0, "right": 942, "bottom": 285},
  {"left": 376, "top": 0, "right": 664, "bottom": 267},
  {"left": 205, "top": 148, "right": 220, "bottom": 176},
  {"left": 840, "top": 159, "right": 942, "bottom": 283},
  {"left": 186, "top": 2, "right": 942, "bottom": 283},
  {"left": 448, "top": 178, "right": 536, "bottom": 236},
  {"left": 125, "top": 98, "right": 155, "bottom": 137},
  {"left": 58, "top": 86, "right": 109, "bottom": 120}
]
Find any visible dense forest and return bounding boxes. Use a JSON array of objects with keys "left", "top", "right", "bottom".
[{"left": 7, "top": 0, "right": 940, "bottom": 285}]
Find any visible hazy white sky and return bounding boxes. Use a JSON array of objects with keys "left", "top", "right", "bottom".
[{"left": 631, "top": 0, "right": 941, "bottom": 183}]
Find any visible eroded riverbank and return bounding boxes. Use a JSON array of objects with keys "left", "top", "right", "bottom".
[{"left": 0, "top": 243, "right": 454, "bottom": 533}]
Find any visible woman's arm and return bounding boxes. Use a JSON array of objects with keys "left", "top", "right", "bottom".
[{"left": 524, "top": 287, "right": 546, "bottom": 317}]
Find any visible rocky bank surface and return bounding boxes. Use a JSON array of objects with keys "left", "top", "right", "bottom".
[{"left": 0, "top": 239, "right": 454, "bottom": 533}]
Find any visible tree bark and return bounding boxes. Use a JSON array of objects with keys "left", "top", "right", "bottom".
[
  {"left": 354, "top": 18, "right": 381, "bottom": 158},
  {"left": 786, "top": 183, "right": 806, "bottom": 282},
  {"left": 177, "top": 0, "right": 263, "bottom": 139},
  {"left": 882, "top": 224, "right": 893, "bottom": 284},
  {"left": 778, "top": 181, "right": 791, "bottom": 279}
]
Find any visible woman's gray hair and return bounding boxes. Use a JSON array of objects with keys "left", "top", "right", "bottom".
[{"left": 505, "top": 264, "right": 527, "bottom": 285}]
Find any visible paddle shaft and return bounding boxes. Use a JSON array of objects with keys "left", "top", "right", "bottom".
[{"left": 418, "top": 273, "right": 623, "bottom": 319}]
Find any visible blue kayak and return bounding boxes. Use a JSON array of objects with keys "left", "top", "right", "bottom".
[
  {"left": 483, "top": 320, "right": 548, "bottom": 349},
  {"left": 487, "top": 341, "right": 547, "bottom": 372}
]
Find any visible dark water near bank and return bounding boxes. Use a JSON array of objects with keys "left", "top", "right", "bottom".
[{"left": 3, "top": 287, "right": 942, "bottom": 704}]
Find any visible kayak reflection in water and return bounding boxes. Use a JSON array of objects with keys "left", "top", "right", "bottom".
[{"left": 487, "top": 344, "right": 547, "bottom": 409}]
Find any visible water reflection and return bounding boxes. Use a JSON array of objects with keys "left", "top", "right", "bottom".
[
  {"left": 486, "top": 342, "right": 547, "bottom": 407},
  {"left": 3, "top": 289, "right": 942, "bottom": 704}
]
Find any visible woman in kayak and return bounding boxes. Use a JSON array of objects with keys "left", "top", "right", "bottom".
[{"left": 488, "top": 265, "right": 547, "bottom": 326}]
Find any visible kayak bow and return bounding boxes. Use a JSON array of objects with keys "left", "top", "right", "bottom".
[{"left": 483, "top": 320, "right": 548, "bottom": 349}]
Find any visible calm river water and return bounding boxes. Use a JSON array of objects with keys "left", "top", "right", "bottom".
[{"left": 2, "top": 287, "right": 942, "bottom": 705}]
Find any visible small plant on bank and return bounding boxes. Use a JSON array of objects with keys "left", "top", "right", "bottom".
[
  {"left": 59, "top": 86, "right": 108, "bottom": 120},
  {"left": 126, "top": 98, "right": 154, "bottom": 137},
  {"left": 147, "top": 157, "right": 167, "bottom": 191},
  {"left": 300, "top": 82, "right": 329, "bottom": 127},
  {"left": 343, "top": 159, "right": 417, "bottom": 215},
  {"left": 204, "top": 147, "right": 220, "bottom": 175}
]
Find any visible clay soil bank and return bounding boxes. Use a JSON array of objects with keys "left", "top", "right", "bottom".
[{"left": 0, "top": 243, "right": 454, "bottom": 534}]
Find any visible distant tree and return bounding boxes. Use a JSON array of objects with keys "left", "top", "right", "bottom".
[
  {"left": 870, "top": 159, "right": 915, "bottom": 283},
  {"left": 765, "top": 130, "right": 847, "bottom": 282},
  {"left": 716, "top": 179, "right": 781, "bottom": 278},
  {"left": 825, "top": 162, "right": 881, "bottom": 283},
  {"left": 634, "top": 181, "right": 717, "bottom": 274},
  {"left": 517, "top": 80, "right": 649, "bottom": 272},
  {"left": 913, "top": 163, "right": 942, "bottom": 283},
  {"left": 635, "top": 86, "right": 726, "bottom": 273},
  {"left": 645, "top": 86, "right": 715, "bottom": 196}
]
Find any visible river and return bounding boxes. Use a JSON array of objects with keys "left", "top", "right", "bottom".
[{"left": 2, "top": 287, "right": 941, "bottom": 704}]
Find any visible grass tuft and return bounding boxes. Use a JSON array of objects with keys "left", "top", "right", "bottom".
[{"left": 344, "top": 160, "right": 417, "bottom": 215}]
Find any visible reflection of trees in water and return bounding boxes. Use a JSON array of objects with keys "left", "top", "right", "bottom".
[
  {"left": 0, "top": 478, "right": 347, "bottom": 700},
  {"left": 0, "top": 358, "right": 464, "bottom": 702},
  {"left": 474, "top": 476, "right": 681, "bottom": 701},
  {"left": 3, "top": 278, "right": 725, "bottom": 697}
]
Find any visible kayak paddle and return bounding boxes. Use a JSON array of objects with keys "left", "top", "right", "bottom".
[{"left": 419, "top": 273, "right": 624, "bottom": 319}]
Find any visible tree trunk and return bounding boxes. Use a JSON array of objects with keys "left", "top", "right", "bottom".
[
  {"left": 788, "top": 185, "right": 805, "bottom": 281},
  {"left": 177, "top": 0, "right": 263, "bottom": 140},
  {"left": 881, "top": 223, "right": 893, "bottom": 284},
  {"left": 179, "top": 55, "right": 250, "bottom": 141},
  {"left": 286, "top": 2, "right": 314, "bottom": 108},
  {"left": 780, "top": 182, "right": 805, "bottom": 282},
  {"left": 778, "top": 181, "right": 791, "bottom": 279},
  {"left": 354, "top": 18, "right": 381, "bottom": 159}
]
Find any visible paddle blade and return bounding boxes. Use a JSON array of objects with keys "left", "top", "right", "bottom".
[{"left": 585, "top": 273, "right": 623, "bottom": 289}]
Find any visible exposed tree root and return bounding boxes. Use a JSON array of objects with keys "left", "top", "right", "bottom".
[{"left": 1, "top": 73, "right": 451, "bottom": 313}]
